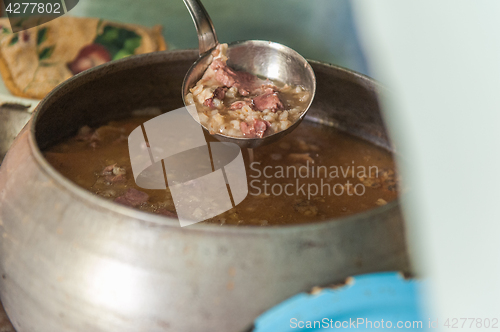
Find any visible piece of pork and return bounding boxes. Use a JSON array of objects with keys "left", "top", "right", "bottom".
[
  {"left": 203, "top": 87, "right": 228, "bottom": 109},
  {"left": 114, "top": 188, "right": 149, "bottom": 207},
  {"left": 157, "top": 208, "right": 178, "bottom": 218},
  {"left": 209, "top": 58, "right": 257, "bottom": 96},
  {"left": 252, "top": 88, "right": 284, "bottom": 112},
  {"left": 203, "top": 98, "right": 215, "bottom": 108},
  {"left": 230, "top": 99, "right": 254, "bottom": 110},
  {"left": 213, "top": 86, "right": 228, "bottom": 100},
  {"left": 102, "top": 164, "right": 127, "bottom": 183},
  {"left": 240, "top": 120, "right": 270, "bottom": 138}
]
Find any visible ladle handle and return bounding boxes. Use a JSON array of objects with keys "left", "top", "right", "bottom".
[{"left": 183, "top": 0, "right": 219, "bottom": 55}]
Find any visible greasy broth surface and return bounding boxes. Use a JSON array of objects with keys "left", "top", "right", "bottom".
[{"left": 44, "top": 116, "right": 398, "bottom": 226}]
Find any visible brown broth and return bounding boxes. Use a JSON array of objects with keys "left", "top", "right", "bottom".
[{"left": 44, "top": 116, "right": 398, "bottom": 226}]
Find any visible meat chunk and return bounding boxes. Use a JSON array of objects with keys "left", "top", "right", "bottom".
[
  {"left": 230, "top": 100, "right": 254, "bottom": 110},
  {"left": 210, "top": 59, "right": 257, "bottom": 96},
  {"left": 213, "top": 86, "right": 228, "bottom": 100},
  {"left": 253, "top": 88, "right": 284, "bottom": 111},
  {"left": 233, "top": 72, "right": 257, "bottom": 96},
  {"left": 203, "top": 98, "right": 215, "bottom": 108},
  {"left": 102, "top": 164, "right": 126, "bottom": 176},
  {"left": 114, "top": 188, "right": 149, "bottom": 207},
  {"left": 102, "top": 164, "right": 116, "bottom": 175},
  {"left": 105, "top": 173, "right": 126, "bottom": 183},
  {"left": 204, "top": 87, "right": 228, "bottom": 109},
  {"left": 240, "top": 120, "right": 270, "bottom": 138},
  {"left": 112, "top": 166, "right": 126, "bottom": 176},
  {"left": 102, "top": 164, "right": 127, "bottom": 183},
  {"left": 157, "top": 208, "right": 178, "bottom": 218},
  {"left": 210, "top": 59, "right": 235, "bottom": 86},
  {"left": 254, "top": 120, "right": 268, "bottom": 138},
  {"left": 239, "top": 122, "right": 253, "bottom": 137}
]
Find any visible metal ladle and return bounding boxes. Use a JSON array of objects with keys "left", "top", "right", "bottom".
[{"left": 181, "top": 0, "right": 316, "bottom": 149}]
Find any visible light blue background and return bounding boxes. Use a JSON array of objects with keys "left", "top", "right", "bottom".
[{"left": 70, "top": 0, "right": 369, "bottom": 75}]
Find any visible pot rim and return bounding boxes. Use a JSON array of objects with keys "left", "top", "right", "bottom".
[{"left": 27, "top": 49, "right": 400, "bottom": 233}]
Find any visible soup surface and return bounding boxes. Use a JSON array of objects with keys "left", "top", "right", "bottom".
[{"left": 44, "top": 116, "right": 398, "bottom": 226}]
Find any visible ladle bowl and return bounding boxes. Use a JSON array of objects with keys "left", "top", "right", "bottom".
[{"left": 181, "top": 0, "right": 316, "bottom": 148}]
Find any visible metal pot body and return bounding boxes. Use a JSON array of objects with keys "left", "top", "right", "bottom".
[
  {"left": 0, "top": 108, "right": 32, "bottom": 163},
  {"left": 0, "top": 50, "right": 408, "bottom": 332}
]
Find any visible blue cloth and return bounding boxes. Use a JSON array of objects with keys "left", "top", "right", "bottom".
[{"left": 253, "top": 272, "right": 427, "bottom": 331}]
